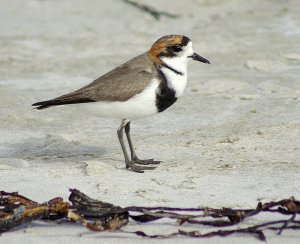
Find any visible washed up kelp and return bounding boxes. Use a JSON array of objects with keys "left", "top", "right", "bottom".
[{"left": 1, "top": 189, "right": 299, "bottom": 241}]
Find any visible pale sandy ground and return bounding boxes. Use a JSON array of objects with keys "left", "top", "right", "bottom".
[{"left": 0, "top": 0, "right": 300, "bottom": 243}]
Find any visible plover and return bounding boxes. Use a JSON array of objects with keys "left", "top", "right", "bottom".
[{"left": 32, "top": 35, "right": 210, "bottom": 173}]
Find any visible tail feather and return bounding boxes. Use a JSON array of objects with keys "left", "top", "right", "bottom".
[
  {"left": 32, "top": 100, "right": 54, "bottom": 110},
  {"left": 32, "top": 97, "right": 96, "bottom": 110}
]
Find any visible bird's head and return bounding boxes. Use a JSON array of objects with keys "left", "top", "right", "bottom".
[{"left": 147, "top": 35, "right": 210, "bottom": 67}]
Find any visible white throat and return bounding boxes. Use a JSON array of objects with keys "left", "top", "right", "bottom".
[
  {"left": 161, "top": 56, "right": 188, "bottom": 75},
  {"left": 160, "top": 65, "right": 187, "bottom": 98},
  {"left": 160, "top": 42, "right": 194, "bottom": 98}
]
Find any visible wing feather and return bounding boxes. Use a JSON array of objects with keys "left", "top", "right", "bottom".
[{"left": 32, "top": 53, "right": 156, "bottom": 109}]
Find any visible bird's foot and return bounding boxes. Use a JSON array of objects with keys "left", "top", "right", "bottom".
[
  {"left": 126, "top": 160, "right": 157, "bottom": 173},
  {"left": 133, "top": 157, "right": 161, "bottom": 165}
]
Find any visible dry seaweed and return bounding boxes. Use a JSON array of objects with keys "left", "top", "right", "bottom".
[
  {"left": 0, "top": 191, "right": 69, "bottom": 232},
  {"left": 1, "top": 189, "right": 299, "bottom": 241}
]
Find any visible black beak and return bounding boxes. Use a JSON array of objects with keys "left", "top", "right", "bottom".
[{"left": 189, "top": 53, "right": 210, "bottom": 64}]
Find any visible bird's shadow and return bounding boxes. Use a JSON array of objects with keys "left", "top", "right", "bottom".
[{"left": 2, "top": 134, "right": 106, "bottom": 166}]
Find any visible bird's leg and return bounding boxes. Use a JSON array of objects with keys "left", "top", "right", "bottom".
[
  {"left": 124, "top": 121, "right": 160, "bottom": 166},
  {"left": 117, "top": 119, "right": 130, "bottom": 163},
  {"left": 124, "top": 121, "right": 138, "bottom": 160},
  {"left": 118, "top": 120, "right": 156, "bottom": 173}
]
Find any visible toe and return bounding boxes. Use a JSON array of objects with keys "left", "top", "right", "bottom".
[
  {"left": 126, "top": 162, "right": 156, "bottom": 173},
  {"left": 135, "top": 158, "right": 161, "bottom": 165}
]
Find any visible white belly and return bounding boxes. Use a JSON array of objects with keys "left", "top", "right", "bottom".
[{"left": 84, "top": 78, "right": 159, "bottom": 120}]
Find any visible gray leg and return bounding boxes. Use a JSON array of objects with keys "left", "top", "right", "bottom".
[
  {"left": 124, "top": 122, "right": 160, "bottom": 165},
  {"left": 118, "top": 120, "right": 156, "bottom": 173},
  {"left": 117, "top": 119, "right": 130, "bottom": 164}
]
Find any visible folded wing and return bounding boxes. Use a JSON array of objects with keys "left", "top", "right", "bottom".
[{"left": 32, "top": 53, "right": 156, "bottom": 110}]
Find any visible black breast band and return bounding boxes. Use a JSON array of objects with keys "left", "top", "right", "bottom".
[
  {"left": 161, "top": 62, "right": 183, "bottom": 76},
  {"left": 155, "top": 70, "right": 177, "bottom": 112}
]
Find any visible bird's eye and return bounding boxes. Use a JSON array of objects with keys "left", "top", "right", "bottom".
[{"left": 171, "top": 45, "right": 182, "bottom": 53}]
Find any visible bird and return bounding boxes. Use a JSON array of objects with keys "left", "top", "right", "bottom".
[{"left": 32, "top": 34, "right": 210, "bottom": 173}]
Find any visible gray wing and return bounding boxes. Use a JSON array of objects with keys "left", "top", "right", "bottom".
[{"left": 32, "top": 53, "right": 156, "bottom": 109}]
